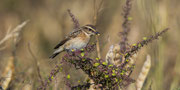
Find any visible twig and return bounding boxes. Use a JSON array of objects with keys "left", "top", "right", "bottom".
[
  {"left": 93, "top": 0, "right": 104, "bottom": 24},
  {"left": 0, "top": 20, "right": 29, "bottom": 90},
  {"left": 67, "top": 9, "right": 80, "bottom": 29},
  {"left": 38, "top": 62, "right": 63, "bottom": 90},
  {"left": 59, "top": 44, "right": 135, "bottom": 89},
  {"left": 125, "top": 28, "right": 169, "bottom": 59},
  {"left": 120, "top": 28, "right": 168, "bottom": 68},
  {"left": 96, "top": 36, "right": 101, "bottom": 59},
  {"left": 27, "top": 43, "right": 43, "bottom": 86},
  {"left": 93, "top": 0, "right": 104, "bottom": 59},
  {"left": 119, "top": 0, "right": 133, "bottom": 53},
  {"left": 0, "top": 20, "right": 29, "bottom": 46}
]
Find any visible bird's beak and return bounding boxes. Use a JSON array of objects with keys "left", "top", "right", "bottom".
[{"left": 95, "top": 32, "right": 100, "bottom": 36}]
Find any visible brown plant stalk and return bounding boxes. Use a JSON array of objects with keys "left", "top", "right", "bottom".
[
  {"left": 67, "top": 9, "right": 80, "bottom": 29},
  {"left": 120, "top": 0, "right": 133, "bottom": 54},
  {"left": 27, "top": 43, "right": 44, "bottom": 86}
]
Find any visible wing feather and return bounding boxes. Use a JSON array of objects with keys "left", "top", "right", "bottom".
[
  {"left": 54, "top": 29, "right": 82, "bottom": 49},
  {"left": 66, "top": 29, "right": 81, "bottom": 38},
  {"left": 54, "top": 38, "right": 69, "bottom": 49}
]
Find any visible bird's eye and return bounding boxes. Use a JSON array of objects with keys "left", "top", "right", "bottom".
[{"left": 88, "top": 28, "right": 92, "bottom": 31}]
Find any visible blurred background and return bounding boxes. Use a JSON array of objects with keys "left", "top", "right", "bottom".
[{"left": 0, "top": 0, "right": 179, "bottom": 90}]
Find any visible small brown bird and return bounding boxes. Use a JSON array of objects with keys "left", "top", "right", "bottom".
[{"left": 49, "top": 25, "right": 100, "bottom": 59}]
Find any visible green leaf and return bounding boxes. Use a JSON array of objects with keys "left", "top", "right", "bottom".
[
  {"left": 94, "top": 63, "right": 100, "bottom": 67},
  {"left": 96, "top": 58, "right": 99, "bottom": 60},
  {"left": 82, "top": 59, "right": 86, "bottom": 61},
  {"left": 108, "top": 64, "right": 113, "bottom": 67},
  {"left": 126, "top": 59, "right": 129, "bottom": 62},
  {"left": 128, "top": 17, "right": 133, "bottom": 21},
  {"left": 105, "top": 75, "right": 109, "bottom": 78},
  {"left": 132, "top": 44, "right": 137, "bottom": 46},
  {"left": 81, "top": 52, "right": 85, "bottom": 57},
  {"left": 102, "top": 62, "right": 107, "bottom": 65},
  {"left": 143, "top": 37, "right": 147, "bottom": 40},
  {"left": 81, "top": 49, "right": 84, "bottom": 51},
  {"left": 112, "top": 73, "right": 116, "bottom": 76},
  {"left": 71, "top": 49, "right": 75, "bottom": 52},
  {"left": 115, "top": 78, "right": 118, "bottom": 82},
  {"left": 112, "top": 70, "right": 115, "bottom": 73},
  {"left": 67, "top": 74, "right": 70, "bottom": 79},
  {"left": 51, "top": 76, "right": 54, "bottom": 79}
]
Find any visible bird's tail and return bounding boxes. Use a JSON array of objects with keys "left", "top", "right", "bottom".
[{"left": 49, "top": 47, "right": 64, "bottom": 59}]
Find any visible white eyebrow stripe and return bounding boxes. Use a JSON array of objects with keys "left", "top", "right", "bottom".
[{"left": 85, "top": 26, "right": 96, "bottom": 32}]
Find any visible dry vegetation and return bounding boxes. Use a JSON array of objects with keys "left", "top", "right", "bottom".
[{"left": 0, "top": 0, "right": 180, "bottom": 90}]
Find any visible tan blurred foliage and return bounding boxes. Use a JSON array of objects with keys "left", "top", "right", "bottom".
[{"left": 0, "top": 0, "right": 180, "bottom": 90}]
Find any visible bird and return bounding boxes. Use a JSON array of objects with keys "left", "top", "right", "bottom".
[{"left": 49, "top": 24, "right": 100, "bottom": 59}]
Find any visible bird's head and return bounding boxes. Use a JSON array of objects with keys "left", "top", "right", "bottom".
[{"left": 82, "top": 24, "right": 100, "bottom": 36}]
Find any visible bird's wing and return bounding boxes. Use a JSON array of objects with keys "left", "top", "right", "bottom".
[
  {"left": 66, "top": 29, "right": 82, "bottom": 38},
  {"left": 54, "top": 29, "right": 82, "bottom": 49},
  {"left": 54, "top": 38, "right": 69, "bottom": 49}
]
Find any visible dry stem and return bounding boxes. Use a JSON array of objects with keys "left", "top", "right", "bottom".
[
  {"left": 0, "top": 57, "right": 15, "bottom": 90},
  {"left": 0, "top": 20, "right": 29, "bottom": 51},
  {"left": 136, "top": 55, "right": 151, "bottom": 90},
  {"left": 27, "top": 43, "right": 43, "bottom": 86},
  {"left": 93, "top": 0, "right": 104, "bottom": 59}
]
